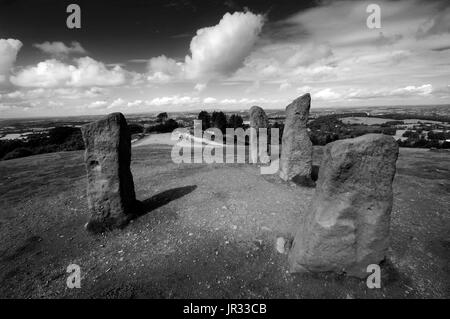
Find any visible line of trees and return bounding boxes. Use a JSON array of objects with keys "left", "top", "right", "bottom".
[
  {"left": 197, "top": 111, "right": 244, "bottom": 133},
  {"left": 145, "top": 112, "right": 178, "bottom": 133},
  {"left": 0, "top": 126, "right": 84, "bottom": 161}
]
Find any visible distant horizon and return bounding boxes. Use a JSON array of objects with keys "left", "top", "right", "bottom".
[{"left": 1, "top": 103, "right": 449, "bottom": 121}]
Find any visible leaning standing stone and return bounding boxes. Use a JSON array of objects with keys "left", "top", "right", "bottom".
[
  {"left": 288, "top": 134, "right": 399, "bottom": 278},
  {"left": 279, "top": 93, "right": 313, "bottom": 185},
  {"left": 81, "top": 112, "right": 137, "bottom": 233}
]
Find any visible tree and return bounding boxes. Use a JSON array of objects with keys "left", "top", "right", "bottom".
[
  {"left": 156, "top": 112, "right": 168, "bottom": 124},
  {"left": 48, "top": 126, "right": 80, "bottom": 145},
  {"left": 144, "top": 119, "right": 178, "bottom": 133},
  {"left": 164, "top": 119, "right": 179, "bottom": 132},
  {"left": 198, "top": 111, "right": 211, "bottom": 130},
  {"left": 128, "top": 124, "right": 144, "bottom": 135},
  {"left": 228, "top": 114, "right": 244, "bottom": 129},
  {"left": 211, "top": 111, "right": 227, "bottom": 133}
]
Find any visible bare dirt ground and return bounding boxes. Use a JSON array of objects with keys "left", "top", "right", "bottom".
[{"left": 0, "top": 143, "right": 449, "bottom": 298}]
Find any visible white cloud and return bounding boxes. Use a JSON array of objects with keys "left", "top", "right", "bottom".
[
  {"left": 33, "top": 41, "right": 87, "bottom": 57},
  {"left": 88, "top": 100, "right": 108, "bottom": 109},
  {"left": 203, "top": 97, "right": 217, "bottom": 104},
  {"left": 314, "top": 88, "right": 341, "bottom": 101},
  {"left": 353, "top": 50, "right": 411, "bottom": 65},
  {"left": 0, "top": 87, "right": 109, "bottom": 107},
  {"left": 391, "top": 84, "right": 433, "bottom": 96},
  {"left": 226, "top": 0, "right": 450, "bottom": 99},
  {"left": 279, "top": 82, "right": 292, "bottom": 91},
  {"left": 147, "top": 55, "right": 183, "bottom": 83},
  {"left": 145, "top": 95, "right": 200, "bottom": 107},
  {"left": 4, "top": 90, "right": 25, "bottom": 99},
  {"left": 185, "top": 11, "right": 264, "bottom": 79},
  {"left": 219, "top": 98, "right": 238, "bottom": 105},
  {"left": 48, "top": 100, "right": 63, "bottom": 107},
  {"left": 218, "top": 97, "right": 281, "bottom": 106},
  {"left": 11, "top": 57, "right": 126, "bottom": 88},
  {"left": 0, "top": 38, "right": 22, "bottom": 84},
  {"left": 194, "top": 83, "right": 207, "bottom": 92},
  {"left": 108, "top": 98, "right": 126, "bottom": 109},
  {"left": 127, "top": 99, "right": 143, "bottom": 107},
  {"left": 146, "top": 11, "right": 264, "bottom": 82},
  {"left": 233, "top": 43, "right": 336, "bottom": 82},
  {"left": 309, "top": 84, "right": 435, "bottom": 102}
]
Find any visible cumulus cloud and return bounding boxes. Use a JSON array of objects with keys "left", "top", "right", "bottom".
[
  {"left": 127, "top": 99, "right": 143, "bottom": 107},
  {"left": 11, "top": 57, "right": 126, "bottom": 88},
  {"left": 0, "top": 38, "right": 22, "bottom": 84},
  {"left": 147, "top": 11, "right": 264, "bottom": 82},
  {"left": 203, "top": 97, "right": 217, "bottom": 104},
  {"left": 184, "top": 11, "right": 264, "bottom": 79},
  {"left": 279, "top": 82, "right": 292, "bottom": 91},
  {"left": 310, "top": 84, "right": 434, "bottom": 101},
  {"left": 146, "top": 95, "right": 200, "bottom": 107},
  {"left": 314, "top": 88, "right": 341, "bottom": 100},
  {"left": 353, "top": 50, "right": 411, "bottom": 65},
  {"left": 194, "top": 83, "right": 207, "bottom": 92},
  {"left": 88, "top": 100, "right": 108, "bottom": 109},
  {"left": 233, "top": 42, "right": 335, "bottom": 82},
  {"left": 4, "top": 90, "right": 25, "bottom": 99},
  {"left": 218, "top": 97, "right": 282, "bottom": 106},
  {"left": 147, "top": 55, "right": 183, "bottom": 83},
  {"left": 33, "top": 41, "right": 87, "bottom": 57},
  {"left": 106, "top": 98, "right": 125, "bottom": 109}
]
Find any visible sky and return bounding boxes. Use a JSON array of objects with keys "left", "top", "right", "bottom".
[{"left": 0, "top": 0, "right": 449, "bottom": 118}]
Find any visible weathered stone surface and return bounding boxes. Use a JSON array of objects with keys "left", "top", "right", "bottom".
[
  {"left": 289, "top": 134, "right": 399, "bottom": 278},
  {"left": 248, "top": 106, "right": 269, "bottom": 163},
  {"left": 279, "top": 93, "right": 313, "bottom": 185},
  {"left": 249, "top": 105, "right": 269, "bottom": 129},
  {"left": 81, "top": 112, "right": 137, "bottom": 233}
]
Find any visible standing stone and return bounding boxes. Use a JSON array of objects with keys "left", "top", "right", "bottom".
[
  {"left": 249, "top": 105, "right": 269, "bottom": 129},
  {"left": 288, "top": 134, "right": 399, "bottom": 278},
  {"left": 279, "top": 93, "right": 313, "bottom": 185},
  {"left": 81, "top": 112, "right": 138, "bottom": 233},
  {"left": 248, "top": 106, "right": 269, "bottom": 163}
]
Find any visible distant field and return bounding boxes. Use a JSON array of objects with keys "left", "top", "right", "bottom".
[
  {"left": 340, "top": 117, "right": 449, "bottom": 125},
  {"left": 340, "top": 117, "right": 397, "bottom": 125}
]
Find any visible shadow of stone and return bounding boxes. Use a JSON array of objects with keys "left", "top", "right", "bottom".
[
  {"left": 379, "top": 258, "right": 412, "bottom": 287},
  {"left": 311, "top": 165, "right": 320, "bottom": 182},
  {"left": 133, "top": 185, "right": 198, "bottom": 220},
  {"left": 291, "top": 175, "right": 316, "bottom": 187}
]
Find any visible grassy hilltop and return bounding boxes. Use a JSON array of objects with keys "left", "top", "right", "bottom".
[{"left": 0, "top": 143, "right": 449, "bottom": 298}]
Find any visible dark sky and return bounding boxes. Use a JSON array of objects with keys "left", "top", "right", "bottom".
[{"left": 0, "top": 0, "right": 318, "bottom": 67}]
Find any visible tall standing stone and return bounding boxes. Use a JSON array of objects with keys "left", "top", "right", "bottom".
[
  {"left": 289, "top": 134, "right": 399, "bottom": 278},
  {"left": 81, "top": 112, "right": 138, "bottom": 233},
  {"left": 249, "top": 106, "right": 269, "bottom": 163},
  {"left": 279, "top": 93, "right": 313, "bottom": 185}
]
